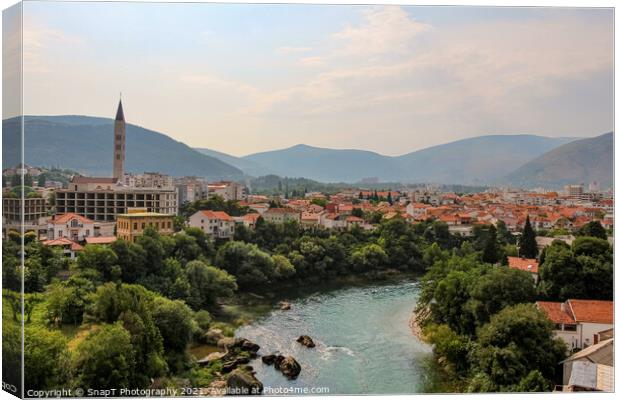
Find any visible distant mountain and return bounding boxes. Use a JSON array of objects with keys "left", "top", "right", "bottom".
[
  {"left": 2, "top": 116, "right": 243, "bottom": 180},
  {"left": 502, "top": 132, "right": 613, "bottom": 189},
  {"left": 395, "top": 135, "right": 577, "bottom": 185},
  {"left": 194, "top": 148, "right": 273, "bottom": 177},
  {"left": 244, "top": 144, "right": 400, "bottom": 183},
  {"left": 229, "top": 136, "right": 576, "bottom": 184}
]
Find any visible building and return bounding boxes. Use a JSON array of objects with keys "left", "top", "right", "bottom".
[
  {"left": 208, "top": 181, "right": 247, "bottom": 201},
  {"left": 42, "top": 237, "right": 84, "bottom": 260},
  {"left": 536, "top": 299, "right": 613, "bottom": 350},
  {"left": 47, "top": 213, "right": 95, "bottom": 242},
  {"left": 262, "top": 208, "right": 301, "bottom": 224},
  {"left": 2, "top": 195, "right": 49, "bottom": 238},
  {"left": 189, "top": 210, "right": 235, "bottom": 239},
  {"left": 113, "top": 99, "right": 126, "bottom": 179},
  {"left": 55, "top": 176, "right": 178, "bottom": 222},
  {"left": 176, "top": 176, "right": 209, "bottom": 205},
  {"left": 123, "top": 172, "right": 174, "bottom": 189},
  {"left": 232, "top": 213, "right": 261, "bottom": 229},
  {"left": 557, "top": 338, "right": 614, "bottom": 392},
  {"left": 507, "top": 256, "right": 539, "bottom": 283},
  {"left": 116, "top": 209, "right": 174, "bottom": 242}
]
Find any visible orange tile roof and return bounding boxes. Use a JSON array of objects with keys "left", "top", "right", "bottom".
[
  {"left": 507, "top": 256, "right": 539, "bottom": 274},
  {"left": 50, "top": 213, "right": 94, "bottom": 225},
  {"left": 85, "top": 236, "right": 117, "bottom": 245},
  {"left": 568, "top": 300, "right": 613, "bottom": 324},
  {"left": 42, "top": 237, "right": 84, "bottom": 251},
  {"left": 200, "top": 210, "right": 233, "bottom": 221},
  {"left": 536, "top": 301, "right": 575, "bottom": 324}
]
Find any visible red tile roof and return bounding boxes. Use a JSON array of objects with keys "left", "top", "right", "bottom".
[
  {"left": 85, "top": 236, "right": 117, "bottom": 245},
  {"left": 50, "top": 213, "right": 94, "bottom": 225},
  {"left": 536, "top": 301, "right": 575, "bottom": 324},
  {"left": 537, "top": 300, "right": 614, "bottom": 325},
  {"left": 200, "top": 210, "right": 233, "bottom": 221},
  {"left": 42, "top": 237, "right": 84, "bottom": 251},
  {"left": 507, "top": 256, "right": 539, "bottom": 274},
  {"left": 569, "top": 300, "right": 613, "bottom": 324}
]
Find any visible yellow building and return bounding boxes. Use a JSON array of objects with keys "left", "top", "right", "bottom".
[{"left": 116, "top": 209, "right": 174, "bottom": 242}]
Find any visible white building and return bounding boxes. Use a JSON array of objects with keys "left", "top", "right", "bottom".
[
  {"left": 47, "top": 213, "right": 96, "bottom": 242},
  {"left": 208, "top": 181, "right": 247, "bottom": 201},
  {"left": 189, "top": 210, "right": 235, "bottom": 239},
  {"left": 536, "top": 299, "right": 613, "bottom": 350}
]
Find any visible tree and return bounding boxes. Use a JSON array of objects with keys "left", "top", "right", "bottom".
[
  {"left": 481, "top": 224, "right": 500, "bottom": 264},
  {"left": 577, "top": 221, "right": 607, "bottom": 240},
  {"left": 215, "top": 241, "right": 278, "bottom": 288},
  {"left": 471, "top": 304, "right": 566, "bottom": 390},
  {"left": 110, "top": 240, "right": 148, "bottom": 284},
  {"left": 350, "top": 243, "right": 388, "bottom": 272},
  {"left": 37, "top": 174, "right": 46, "bottom": 187},
  {"left": 46, "top": 276, "right": 95, "bottom": 325},
  {"left": 185, "top": 261, "right": 237, "bottom": 310},
  {"left": 151, "top": 296, "right": 195, "bottom": 369},
  {"left": 25, "top": 326, "right": 71, "bottom": 390},
  {"left": 519, "top": 216, "right": 538, "bottom": 259},
  {"left": 465, "top": 267, "right": 536, "bottom": 329},
  {"left": 77, "top": 245, "right": 120, "bottom": 282},
  {"left": 495, "top": 220, "right": 516, "bottom": 245},
  {"left": 73, "top": 323, "right": 135, "bottom": 390}
]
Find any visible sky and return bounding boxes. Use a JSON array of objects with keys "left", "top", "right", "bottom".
[{"left": 3, "top": 2, "right": 614, "bottom": 156}]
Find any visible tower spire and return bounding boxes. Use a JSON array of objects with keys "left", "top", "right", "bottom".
[
  {"left": 115, "top": 97, "right": 125, "bottom": 121},
  {"left": 113, "top": 97, "right": 126, "bottom": 179}
]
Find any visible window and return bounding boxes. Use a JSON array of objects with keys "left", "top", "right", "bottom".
[
  {"left": 564, "top": 324, "right": 577, "bottom": 332},
  {"left": 71, "top": 219, "right": 79, "bottom": 227},
  {"left": 116, "top": 154, "right": 121, "bottom": 160},
  {"left": 133, "top": 222, "right": 138, "bottom": 230},
  {"left": 141, "top": 223, "right": 145, "bottom": 229}
]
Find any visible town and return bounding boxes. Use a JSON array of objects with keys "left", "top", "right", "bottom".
[{"left": 2, "top": 101, "right": 614, "bottom": 393}]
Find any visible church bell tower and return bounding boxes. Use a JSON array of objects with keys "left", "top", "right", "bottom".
[{"left": 112, "top": 98, "right": 126, "bottom": 179}]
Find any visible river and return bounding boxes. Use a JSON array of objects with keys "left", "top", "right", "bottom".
[{"left": 235, "top": 279, "right": 445, "bottom": 394}]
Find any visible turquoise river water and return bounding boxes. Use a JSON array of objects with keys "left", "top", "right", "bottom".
[{"left": 235, "top": 279, "right": 442, "bottom": 394}]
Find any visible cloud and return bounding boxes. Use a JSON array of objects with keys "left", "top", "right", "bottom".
[
  {"left": 277, "top": 46, "right": 312, "bottom": 54},
  {"left": 298, "top": 56, "right": 326, "bottom": 67},
  {"left": 332, "top": 6, "right": 431, "bottom": 56}
]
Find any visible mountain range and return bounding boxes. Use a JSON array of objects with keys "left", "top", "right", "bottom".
[
  {"left": 2, "top": 115, "right": 612, "bottom": 188},
  {"left": 2, "top": 116, "right": 243, "bottom": 180}
]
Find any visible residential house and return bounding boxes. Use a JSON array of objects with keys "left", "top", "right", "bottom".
[
  {"left": 42, "top": 237, "right": 84, "bottom": 260},
  {"left": 536, "top": 299, "right": 613, "bottom": 350},
  {"left": 262, "top": 208, "right": 301, "bottom": 224},
  {"left": 48, "top": 213, "right": 95, "bottom": 242},
  {"left": 189, "top": 210, "right": 235, "bottom": 239}
]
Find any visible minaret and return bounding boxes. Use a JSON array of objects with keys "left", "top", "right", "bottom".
[{"left": 112, "top": 98, "right": 126, "bottom": 179}]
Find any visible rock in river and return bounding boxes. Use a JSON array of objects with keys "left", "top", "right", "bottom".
[
  {"left": 274, "top": 356, "right": 301, "bottom": 379},
  {"left": 296, "top": 335, "right": 316, "bottom": 348},
  {"left": 279, "top": 301, "right": 292, "bottom": 310},
  {"left": 226, "top": 367, "right": 263, "bottom": 395}
]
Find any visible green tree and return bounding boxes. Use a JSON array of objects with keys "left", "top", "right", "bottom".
[
  {"left": 110, "top": 240, "right": 148, "bottom": 284},
  {"left": 215, "top": 241, "right": 278, "bottom": 288},
  {"left": 577, "top": 221, "right": 607, "bottom": 240},
  {"left": 73, "top": 323, "right": 135, "bottom": 390},
  {"left": 471, "top": 304, "right": 566, "bottom": 390},
  {"left": 519, "top": 216, "right": 538, "bottom": 259},
  {"left": 350, "top": 243, "right": 388, "bottom": 272},
  {"left": 77, "top": 245, "right": 120, "bottom": 282},
  {"left": 481, "top": 224, "right": 500, "bottom": 264},
  {"left": 25, "top": 326, "right": 71, "bottom": 390},
  {"left": 185, "top": 261, "right": 237, "bottom": 310}
]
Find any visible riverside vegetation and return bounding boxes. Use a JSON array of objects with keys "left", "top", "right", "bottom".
[{"left": 2, "top": 195, "right": 613, "bottom": 393}]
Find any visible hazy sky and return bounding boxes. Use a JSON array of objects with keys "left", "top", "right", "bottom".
[{"left": 7, "top": 2, "right": 614, "bottom": 156}]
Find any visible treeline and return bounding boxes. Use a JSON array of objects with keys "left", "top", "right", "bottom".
[{"left": 415, "top": 220, "right": 613, "bottom": 392}]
